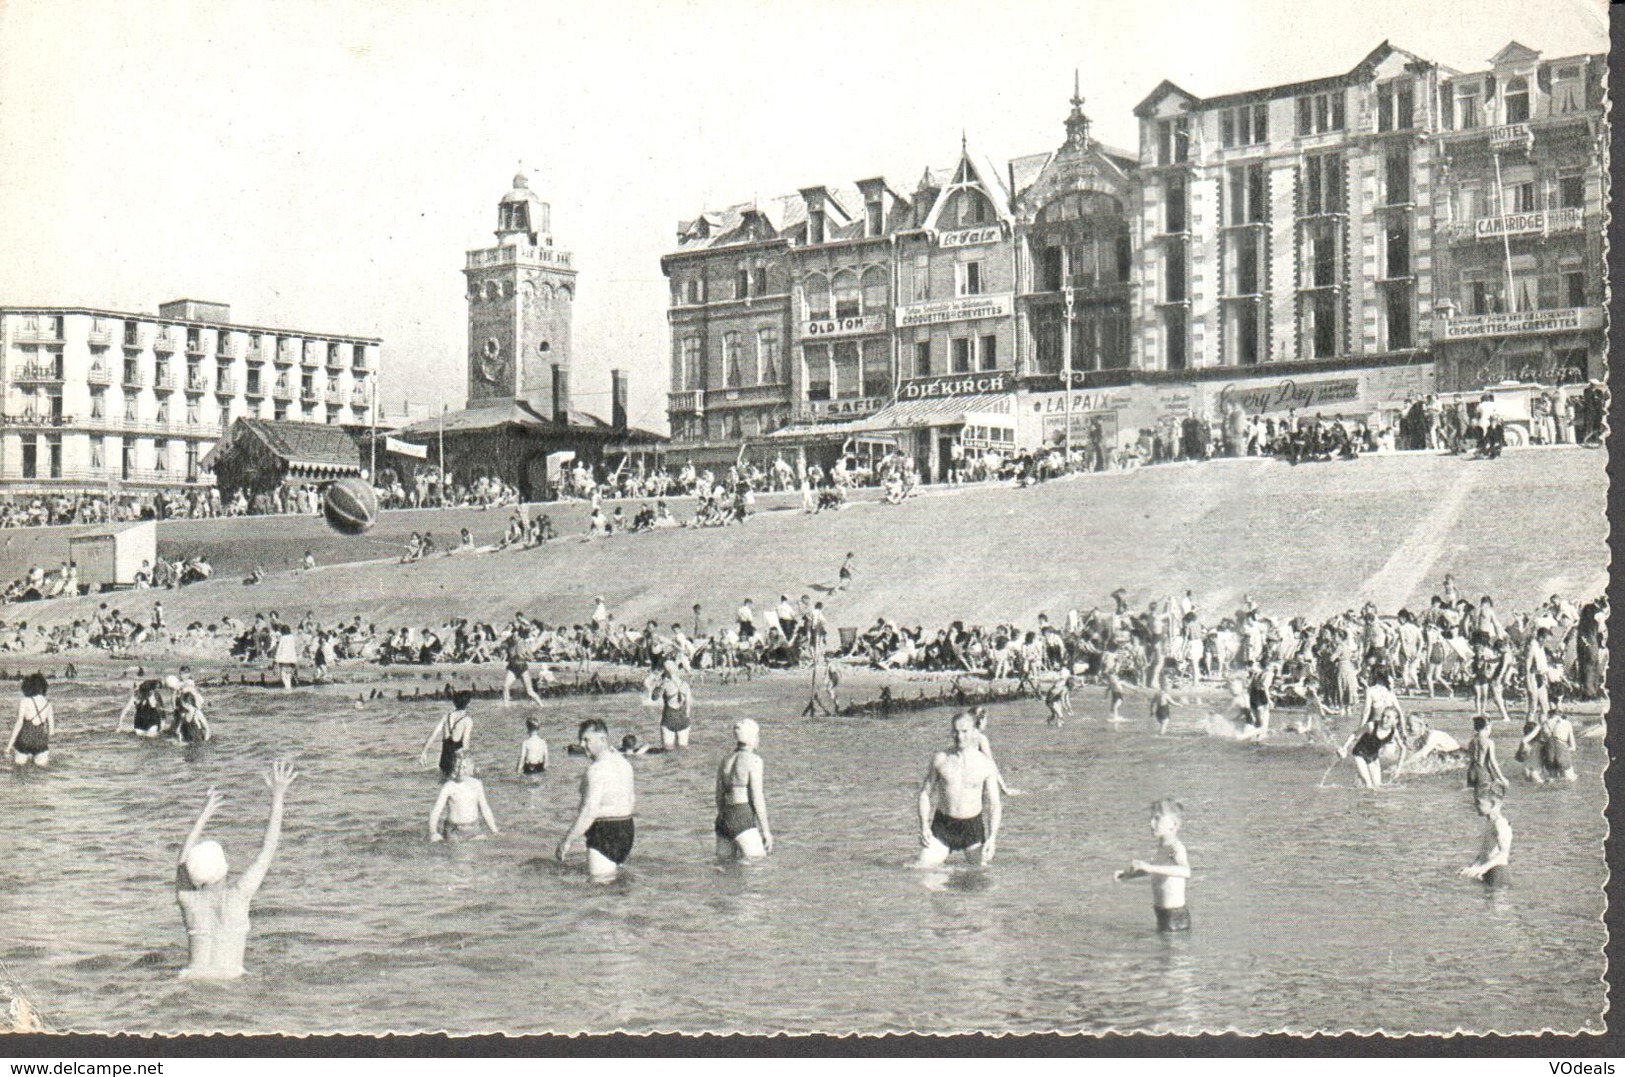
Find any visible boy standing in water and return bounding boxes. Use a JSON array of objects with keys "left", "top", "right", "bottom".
[
  {"left": 1044, "top": 672, "right": 1075, "bottom": 726},
  {"left": 517, "top": 717, "right": 549, "bottom": 776},
  {"left": 1460, "top": 788, "right": 1512, "bottom": 887},
  {"left": 430, "top": 753, "right": 500, "bottom": 841},
  {"left": 1150, "top": 684, "right": 1175, "bottom": 736},
  {"left": 1465, "top": 716, "right": 1507, "bottom": 797},
  {"left": 1115, "top": 798, "right": 1191, "bottom": 931}
]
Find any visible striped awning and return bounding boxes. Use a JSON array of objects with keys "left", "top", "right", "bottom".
[{"left": 848, "top": 392, "right": 1013, "bottom": 432}]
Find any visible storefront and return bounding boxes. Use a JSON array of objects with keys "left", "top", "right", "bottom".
[
  {"left": 1432, "top": 308, "right": 1603, "bottom": 394},
  {"left": 845, "top": 371, "right": 1016, "bottom": 482}
]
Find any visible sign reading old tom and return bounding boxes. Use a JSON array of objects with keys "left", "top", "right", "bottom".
[
  {"left": 896, "top": 371, "right": 1012, "bottom": 399},
  {"left": 800, "top": 313, "right": 888, "bottom": 339},
  {"left": 1217, "top": 377, "right": 1361, "bottom": 415},
  {"left": 895, "top": 293, "right": 1014, "bottom": 328}
]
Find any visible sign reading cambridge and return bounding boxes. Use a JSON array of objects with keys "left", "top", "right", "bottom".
[
  {"left": 895, "top": 293, "right": 1014, "bottom": 328},
  {"left": 896, "top": 371, "right": 1012, "bottom": 399}
]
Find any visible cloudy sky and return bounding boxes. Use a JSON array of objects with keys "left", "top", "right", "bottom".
[{"left": 0, "top": 0, "right": 1608, "bottom": 431}]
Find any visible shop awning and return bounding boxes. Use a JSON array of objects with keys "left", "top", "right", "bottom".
[
  {"left": 758, "top": 423, "right": 860, "bottom": 444},
  {"left": 848, "top": 392, "right": 1013, "bottom": 433}
]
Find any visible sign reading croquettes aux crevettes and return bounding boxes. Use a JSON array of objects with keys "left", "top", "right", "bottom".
[
  {"left": 896, "top": 371, "right": 1012, "bottom": 399},
  {"left": 895, "top": 293, "right": 1014, "bottom": 327}
]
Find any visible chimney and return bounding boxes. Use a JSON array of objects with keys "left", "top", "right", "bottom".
[
  {"left": 551, "top": 363, "right": 570, "bottom": 425},
  {"left": 611, "top": 369, "right": 628, "bottom": 431}
]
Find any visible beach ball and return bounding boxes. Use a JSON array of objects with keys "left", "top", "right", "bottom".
[{"left": 323, "top": 477, "right": 379, "bottom": 536}]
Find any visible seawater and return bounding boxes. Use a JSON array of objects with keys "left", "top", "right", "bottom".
[{"left": 0, "top": 674, "right": 1606, "bottom": 1034}]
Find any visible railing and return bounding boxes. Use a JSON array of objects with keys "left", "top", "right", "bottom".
[
  {"left": 301, "top": 347, "right": 320, "bottom": 367},
  {"left": 351, "top": 353, "right": 370, "bottom": 372},
  {"left": 277, "top": 340, "right": 300, "bottom": 362},
  {"left": 301, "top": 387, "right": 320, "bottom": 403},
  {"left": 244, "top": 381, "right": 265, "bottom": 399},
  {"left": 152, "top": 332, "right": 175, "bottom": 352},
  {"left": 185, "top": 337, "right": 207, "bottom": 355},
  {"left": 667, "top": 389, "right": 705, "bottom": 413},
  {"left": 217, "top": 337, "right": 240, "bottom": 359},
  {"left": 86, "top": 367, "right": 112, "bottom": 386},
  {"left": 273, "top": 384, "right": 294, "bottom": 401},
  {"left": 466, "top": 246, "right": 573, "bottom": 270},
  {"left": 121, "top": 371, "right": 146, "bottom": 389},
  {"left": 121, "top": 332, "right": 144, "bottom": 350},
  {"left": 349, "top": 391, "right": 369, "bottom": 408},
  {"left": 214, "top": 376, "right": 237, "bottom": 395},
  {"left": 87, "top": 326, "right": 114, "bottom": 346},
  {"left": 11, "top": 327, "right": 64, "bottom": 344},
  {"left": 185, "top": 375, "right": 210, "bottom": 394},
  {"left": 13, "top": 363, "right": 65, "bottom": 384},
  {"left": 153, "top": 373, "right": 177, "bottom": 392}
]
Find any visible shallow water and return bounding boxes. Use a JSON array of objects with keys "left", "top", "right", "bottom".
[{"left": 0, "top": 674, "right": 1606, "bottom": 1034}]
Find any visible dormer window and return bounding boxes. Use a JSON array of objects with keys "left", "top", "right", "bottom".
[
  {"left": 809, "top": 209, "right": 826, "bottom": 245},
  {"left": 1453, "top": 83, "right": 1482, "bottom": 129},
  {"left": 1154, "top": 117, "right": 1189, "bottom": 165},
  {"left": 1377, "top": 79, "right": 1414, "bottom": 132},
  {"left": 866, "top": 199, "right": 884, "bottom": 237},
  {"left": 1504, "top": 76, "right": 1530, "bottom": 123},
  {"left": 1552, "top": 64, "right": 1585, "bottom": 114}
]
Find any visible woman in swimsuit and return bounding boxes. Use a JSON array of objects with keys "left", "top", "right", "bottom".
[
  {"left": 116, "top": 678, "right": 168, "bottom": 738},
  {"left": 714, "top": 718, "right": 772, "bottom": 861},
  {"left": 169, "top": 675, "right": 211, "bottom": 744},
  {"left": 652, "top": 660, "right": 692, "bottom": 750},
  {"left": 8, "top": 672, "right": 53, "bottom": 767},
  {"left": 420, "top": 690, "right": 474, "bottom": 778},
  {"left": 1338, "top": 706, "right": 1404, "bottom": 789}
]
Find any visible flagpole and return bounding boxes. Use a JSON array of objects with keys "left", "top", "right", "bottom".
[
  {"left": 439, "top": 403, "right": 447, "bottom": 508},
  {"left": 368, "top": 378, "right": 378, "bottom": 483}
]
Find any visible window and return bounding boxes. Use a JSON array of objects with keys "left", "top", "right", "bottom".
[
  {"left": 1377, "top": 80, "right": 1415, "bottom": 132},
  {"left": 153, "top": 440, "right": 168, "bottom": 473},
  {"left": 1504, "top": 76, "right": 1529, "bottom": 123},
  {"left": 1505, "top": 182, "right": 1536, "bottom": 214},
  {"left": 685, "top": 277, "right": 704, "bottom": 305},
  {"left": 833, "top": 272, "right": 861, "bottom": 319},
  {"left": 1565, "top": 271, "right": 1587, "bottom": 308},
  {"left": 1385, "top": 287, "right": 1413, "bottom": 350},
  {"left": 756, "top": 328, "right": 779, "bottom": 384},
  {"left": 1552, "top": 64, "right": 1585, "bottom": 114},
  {"left": 90, "top": 390, "right": 105, "bottom": 419},
  {"left": 124, "top": 392, "right": 138, "bottom": 420},
  {"left": 1296, "top": 91, "right": 1346, "bottom": 135},
  {"left": 953, "top": 189, "right": 992, "bottom": 226},
  {"left": 804, "top": 344, "right": 831, "bottom": 400},
  {"left": 804, "top": 275, "right": 831, "bottom": 320},
  {"left": 861, "top": 267, "right": 887, "bottom": 315},
  {"left": 186, "top": 443, "right": 199, "bottom": 483},
  {"left": 833, "top": 342, "right": 861, "bottom": 398},
  {"left": 753, "top": 267, "right": 768, "bottom": 295},
  {"left": 1041, "top": 245, "right": 1064, "bottom": 291},
  {"left": 185, "top": 400, "right": 200, "bottom": 425},
  {"left": 1303, "top": 154, "right": 1344, "bottom": 215},
  {"left": 1559, "top": 175, "right": 1585, "bottom": 209},
  {"left": 1302, "top": 219, "right": 1339, "bottom": 289},
  {"left": 123, "top": 320, "right": 139, "bottom": 346},
  {"left": 915, "top": 340, "right": 932, "bottom": 377},
  {"left": 1165, "top": 241, "right": 1188, "bottom": 302},
  {"left": 866, "top": 199, "right": 884, "bottom": 237},
  {"left": 862, "top": 339, "right": 889, "bottom": 397},
  {"left": 735, "top": 267, "right": 750, "bottom": 300},
  {"left": 1228, "top": 164, "right": 1267, "bottom": 224},
  {"left": 1220, "top": 103, "right": 1268, "bottom": 147},
  {"left": 20, "top": 439, "right": 36, "bottom": 479},
  {"left": 274, "top": 404, "right": 288, "bottom": 421},
  {"left": 978, "top": 334, "right": 997, "bottom": 371},
  {"left": 1384, "top": 222, "right": 1410, "bottom": 279},
  {"left": 1227, "top": 302, "right": 1262, "bottom": 365},
  {"left": 1162, "top": 310, "right": 1187, "bottom": 371},
  {"left": 809, "top": 209, "right": 826, "bottom": 245},
  {"left": 1164, "top": 176, "right": 1187, "bottom": 233},
  {"left": 951, "top": 337, "right": 971, "bottom": 373},
  {"left": 1154, "top": 117, "right": 1189, "bottom": 165},
  {"left": 90, "top": 439, "right": 105, "bottom": 471},
  {"left": 723, "top": 332, "right": 742, "bottom": 388},
  {"left": 352, "top": 343, "right": 364, "bottom": 366},
  {"left": 1456, "top": 183, "right": 1485, "bottom": 223},
  {"left": 680, "top": 336, "right": 702, "bottom": 391},
  {"left": 1228, "top": 229, "right": 1262, "bottom": 295},
  {"left": 1303, "top": 292, "right": 1338, "bottom": 359},
  {"left": 47, "top": 393, "right": 61, "bottom": 421},
  {"left": 46, "top": 435, "right": 60, "bottom": 479},
  {"left": 1454, "top": 84, "right": 1482, "bottom": 130},
  {"left": 955, "top": 261, "right": 983, "bottom": 297},
  {"left": 246, "top": 368, "right": 262, "bottom": 395},
  {"left": 1383, "top": 148, "right": 1411, "bottom": 205},
  {"left": 155, "top": 399, "right": 169, "bottom": 424},
  {"left": 912, "top": 251, "right": 930, "bottom": 301}
]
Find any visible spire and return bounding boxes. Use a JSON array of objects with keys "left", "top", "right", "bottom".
[{"left": 1065, "top": 71, "right": 1092, "bottom": 149}]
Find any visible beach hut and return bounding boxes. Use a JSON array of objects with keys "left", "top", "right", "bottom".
[{"left": 68, "top": 520, "right": 157, "bottom": 591}]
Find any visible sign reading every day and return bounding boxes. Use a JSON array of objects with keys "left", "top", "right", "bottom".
[
  {"left": 895, "top": 293, "right": 1014, "bottom": 328},
  {"left": 896, "top": 371, "right": 1012, "bottom": 399},
  {"left": 937, "top": 226, "right": 1002, "bottom": 248},
  {"left": 1217, "top": 377, "right": 1361, "bottom": 415}
]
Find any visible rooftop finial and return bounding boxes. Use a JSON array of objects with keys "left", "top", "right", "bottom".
[
  {"left": 1071, "top": 69, "right": 1083, "bottom": 110},
  {"left": 961, "top": 128, "right": 968, "bottom": 155},
  {"left": 1065, "top": 73, "right": 1092, "bottom": 149}
]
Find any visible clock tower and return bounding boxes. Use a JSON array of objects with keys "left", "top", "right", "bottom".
[{"left": 463, "top": 171, "right": 577, "bottom": 410}]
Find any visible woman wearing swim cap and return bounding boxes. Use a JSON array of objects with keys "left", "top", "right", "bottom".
[
  {"left": 175, "top": 761, "right": 298, "bottom": 979},
  {"left": 714, "top": 718, "right": 772, "bottom": 861}
]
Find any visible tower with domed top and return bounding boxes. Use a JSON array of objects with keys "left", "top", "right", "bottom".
[{"left": 463, "top": 170, "right": 576, "bottom": 411}]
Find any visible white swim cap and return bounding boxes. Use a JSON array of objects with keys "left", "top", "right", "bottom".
[
  {"left": 734, "top": 718, "right": 760, "bottom": 748},
  {"left": 184, "top": 840, "right": 228, "bottom": 886},
  {"left": 164, "top": 675, "right": 181, "bottom": 690}
]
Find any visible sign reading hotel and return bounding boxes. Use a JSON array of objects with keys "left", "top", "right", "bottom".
[
  {"left": 1473, "top": 208, "right": 1583, "bottom": 238},
  {"left": 801, "top": 313, "right": 887, "bottom": 339},
  {"left": 938, "top": 226, "right": 1002, "bottom": 248},
  {"left": 811, "top": 396, "right": 885, "bottom": 419},
  {"left": 1217, "top": 377, "right": 1361, "bottom": 415},
  {"left": 896, "top": 371, "right": 1012, "bottom": 399},
  {"left": 1443, "top": 307, "right": 1602, "bottom": 339},
  {"left": 895, "top": 293, "right": 1014, "bottom": 328},
  {"left": 1488, "top": 123, "right": 1532, "bottom": 149}
]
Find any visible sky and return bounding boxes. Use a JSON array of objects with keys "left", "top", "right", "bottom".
[{"left": 0, "top": 0, "right": 1609, "bottom": 433}]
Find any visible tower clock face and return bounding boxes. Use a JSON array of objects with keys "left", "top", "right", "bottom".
[{"left": 478, "top": 337, "right": 506, "bottom": 384}]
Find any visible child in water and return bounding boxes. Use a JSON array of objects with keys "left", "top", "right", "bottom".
[
  {"left": 1150, "top": 684, "right": 1174, "bottom": 736},
  {"left": 517, "top": 717, "right": 549, "bottom": 775},
  {"left": 1115, "top": 798, "right": 1191, "bottom": 931},
  {"left": 429, "top": 752, "right": 499, "bottom": 841},
  {"left": 1104, "top": 670, "right": 1126, "bottom": 723},
  {"left": 1460, "top": 788, "right": 1512, "bottom": 887},
  {"left": 1044, "top": 673, "right": 1075, "bottom": 727}
]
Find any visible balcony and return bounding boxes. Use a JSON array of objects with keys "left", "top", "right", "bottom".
[
  {"left": 121, "top": 332, "right": 145, "bottom": 350},
  {"left": 87, "top": 325, "right": 114, "bottom": 346},
  {"left": 121, "top": 370, "right": 146, "bottom": 389},
  {"left": 301, "top": 348, "right": 320, "bottom": 368},
  {"left": 12, "top": 327, "right": 64, "bottom": 345},
  {"left": 351, "top": 353, "right": 371, "bottom": 373},
  {"left": 185, "top": 374, "right": 210, "bottom": 394},
  {"left": 86, "top": 367, "right": 112, "bottom": 387},
  {"left": 153, "top": 373, "right": 178, "bottom": 393},
  {"left": 325, "top": 350, "right": 344, "bottom": 371},
  {"left": 273, "top": 384, "right": 294, "bottom": 401},
  {"left": 708, "top": 383, "right": 792, "bottom": 407},
  {"left": 217, "top": 336, "right": 240, "bottom": 360},
  {"left": 246, "top": 337, "right": 264, "bottom": 357},
  {"left": 276, "top": 340, "right": 299, "bottom": 364},
  {"left": 13, "top": 363, "right": 64, "bottom": 385},
  {"left": 300, "top": 386, "right": 320, "bottom": 403},
  {"left": 667, "top": 389, "right": 705, "bottom": 414},
  {"left": 152, "top": 331, "right": 176, "bottom": 353},
  {"left": 244, "top": 381, "right": 265, "bottom": 400},
  {"left": 215, "top": 376, "right": 237, "bottom": 396},
  {"left": 185, "top": 337, "right": 207, "bottom": 356}
]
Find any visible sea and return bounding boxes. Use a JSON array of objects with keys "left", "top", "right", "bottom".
[{"left": 0, "top": 669, "right": 1606, "bottom": 1035}]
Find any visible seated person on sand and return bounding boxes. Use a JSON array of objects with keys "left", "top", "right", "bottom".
[
  {"left": 429, "top": 752, "right": 500, "bottom": 841},
  {"left": 175, "top": 762, "right": 297, "bottom": 979}
]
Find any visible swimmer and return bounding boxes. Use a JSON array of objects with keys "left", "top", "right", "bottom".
[
  {"left": 1460, "top": 788, "right": 1512, "bottom": 887},
  {"left": 429, "top": 752, "right": 499, "bottom": 840},
  {"left": 1043, "top": 673, "right": 1075, "bottom": 727},
  {"left": 167, "top": 673, "right": 210, "bottom": 744},
  {"left": 915, "top": 712, "right": 1002, "bottom": 869},
  {"left": 714, "top": 718, "right": 773, "bottom": 861},
  {"left": 1114, "top": 798, "right": 1191, "bottom": 932},
  {"left": 556, "top": 718, "right": 637, "bottom": 879},
  {"left": 517, "top": 717, "right": 549, "bottom": 775},
  {"left": 501, "top": 629, "right": 546, "bottom": 709},
  {"left": 175, "top": 761, "right": 297, "bottom": 979},
  {"left": 8, "top": 672, "right": 53, "bottom": 767},
  {"left": 651, "top": 659, "right": 692, "bottom": 750},
  {"left": 1399, "top": 711, "right": 1462, "bottom": 764},
  {"left": 1150, "top": 684, "right": 1174, "bottom": 736},
  {"left": 419, "top": 690, "right": 474, "bottom": 779},
  {"left": 1104, "top": 671, "right": 1126, "bottom": 722},
  {"left": 272, "top": 625, "right": 299, "bottom": 692},
  {"left": 1338, "top": 706, "right": 1404, "bottom": 789},
  {"left": 1465, "top": 716, "right": 1508, "bottom": 797},
  {"left": 837, "top": 552, "right": 855, "bottom": 592},
  {"left": 1522, "top": 709, "right": 1578, "bottom": 784},
  {"left": 115, "top": 678, "right": 168, "bottom": 738}
]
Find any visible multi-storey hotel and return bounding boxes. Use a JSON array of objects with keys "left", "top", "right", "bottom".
[
  {"left": 0, "top": 300, "right": 380, "bottom": 494},
  {"left": 660, "top": 39, "right": 1606, "bottom": 479}
]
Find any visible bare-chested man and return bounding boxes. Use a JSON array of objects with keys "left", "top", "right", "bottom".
[
  {"left": 914, "top": 712, "right": 1002, "bottom": 868},
  {"left": 556, "top": 718, "right": 637, "bottom": 879},
  {"left": 174, "top": 761, "right": 297, "bottom": 979}
]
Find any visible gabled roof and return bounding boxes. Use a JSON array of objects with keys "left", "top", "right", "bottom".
[
  {"left": 1490, "top": 41, "right": 1542, "bottom": 67},
  {"left": 1136, "top": 42, "right": 1435, "bottom": 115},
  {"left": 395, "top": 400, "right": 666, "bottom": 443},
  {"left": 1133, "top": 78, "right": 1200, "bottom": 118},
  {"left": 920, "top": 146, "right": 1014, "bottom": 231},
  {"left": 670, "top": 195, "right": 806, "bottom": 254},
  {"left": 203, "top": 418, "right": 363, "bottom": 476}
]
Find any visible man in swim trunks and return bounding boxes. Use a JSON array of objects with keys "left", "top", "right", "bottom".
[
  {"left": 1115, "top": 798, "right": 1192, "bottom": 931},
  {"left": 714, "top": 718, "right": 773, "bottom": 861},
  {"left": 557, "top": 718, "right": 637, "bottom": 880},
  {"left": 1460, "top": 787, "right": 1512, "bottom": 888},
  {"left": 1465, "top": 716, "right": 1508, "bottom": 797},
  {"left": 430, "top": 752, "right": 499, "bottom": 840},
  {"left": 914, "top": 712, "right": 1002, "bottom": 868},
  {"left": 501, "top": 627, "right": 546, "bottom": 709},
  {"left": 175, "top": 761, "right": 297, "bottom": 979},
  {"left": 1523, "top": 709, "right": 1577, "bottom": 783}
]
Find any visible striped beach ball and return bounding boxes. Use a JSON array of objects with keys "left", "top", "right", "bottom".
[{"left": 323, "top": 477, "right": 379, "bottom": 536}]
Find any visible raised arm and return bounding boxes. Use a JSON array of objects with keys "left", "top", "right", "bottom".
[
  {"left": 419, "top": 715, "right": 446, "bottom": 761},
  {"left": 239, "top": 762, "right": 297, "bottom": 900},
  {"left": 178, "top": 788, "right": 225, "bottom": 867}
]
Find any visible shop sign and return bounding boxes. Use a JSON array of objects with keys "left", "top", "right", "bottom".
[
  {"left": 1034, "top": 391, "right": 1130, "bottom": 415},
  {"left": 1216, "top": 377, "right": 1361, "bottom": 415},
  {"left": 895, "top": 293, "right": 1014, "bottom": 328},
  {"left": 1473, "top": 208, "right": 1583, "bottom": 238},
  {"left": 800, "top": 313, "right": 887, "bottom": 339},
  {"left": 897, "top": 371, "right": 1012, "bottom": 399},
  {"left": 1443, "top": 308, "right": 1602, "bottom": 339},
  {"left": 811, "top": 396, "right": 885, "bottom": 419},
  {"left": 1487, "top": 123, "right": 1532, "bottom": 149},
  {"left": 938, "top": 226, "right": 1002, "bottom": 249}
]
